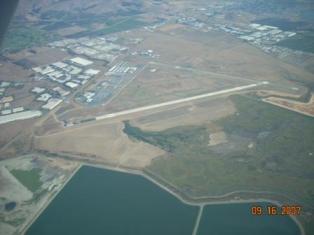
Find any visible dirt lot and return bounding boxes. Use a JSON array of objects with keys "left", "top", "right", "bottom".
[
  {"left": 34, "top": 121, "right": 165, "bottom": 168},
  {"left": 34, "top": 115, "right": 63, "bottom": 136},
  {"left": 0, "top": 119, "right": 37, "bottom": 152},
  {"left": 158, "top": 23, "right": 184, "bottom": 32},
  {"left": 127, "top": 28, "right": 313, "bottom": 82},
  {"left": 7, "top": 47, "right": 70, "bottom": 66},
  {"left": 264, "top": 93, "right": 314, "bottom": 117},
  {"left": 256, "top": 90, "right": 303, "bottom": 99},
  {"left": 0, "top": 61, "right": 32, "bottom": 81}
]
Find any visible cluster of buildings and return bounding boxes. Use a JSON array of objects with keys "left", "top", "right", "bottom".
[
  {"left": 106, "top": 61, "right": 137, "bottom": 76},
  {"left": 219, "top": 23, "right": 297, "bottom": 54},
  {"left": 176, "top": 11, "right": 299, "bottom": 57},
  {"left": 49, "top": 36, "right": 128, "bottom": 63},
  {"left": 31, "top": 56, "right": 100, "bottom": 110},
  {"left": 0, "top": 81, "right": 25, "bottom": 116},
  {"left": 0, "top": 53, "right": 101, "bottom": 124},
  {"left": 177, "top": 17, "right": 206, "bottom": 30},
  {"left": 48, "top": 34, "right": 144, "bottom": 107},
  {"left": 131, "top": 49, "right": 160, "bottom": 59},
  {"left": 174, "top": 3, "right": 301, "bottom": 58},
  {"left": 31, "top": 86, "right": 65, "bottom": 111},
  {"left": 0, "top": 95, "right": 23, "bottom": 116},
  {"left": 79, "top": 61, "right": 138, "bottom": 105},
  {"left": 33, "top": 57, "right": 99, "bottom": 88},
  {"left": 0, "top": 81, "right": 43, "bottom": 125},
  {"left": 144, "top": 21, "right": 166, "bottom": 32}
]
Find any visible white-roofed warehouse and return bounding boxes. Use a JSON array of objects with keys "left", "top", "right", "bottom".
[{"left": 70, "top": 57, "right": 93, "bottom": 67}]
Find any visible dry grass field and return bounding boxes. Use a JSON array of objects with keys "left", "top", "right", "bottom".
[
  {"left": 128, "top": 28, "right": 313, "bottom": 82},
  {"left": 130, "top": 97, "right": 236, "bottom": 131},
  {"left": 34, "top": 116, "right": 63, "bottom": 136},
  {"left": 104, "top": 27, "right": 312, "bottom": 113},
  {"left": 34, "top": 121, "right": 164, "bottom": 168},
  {"left": 0, "top": 62, "right": 32, "bottom": 81},
  {"left": 57, "top": 26, "right": 86, "bottom": 37},
  {"left": 6, "top": 47, "right": 69, "bottom": 66},
  {"left": 50, "top": 26, "right": 312, "bottom": 123},
  {"left": 105, "top": 62, "right": 248, "bottom": 112},
  {"left": 0, "top": 119, "right": 37, "bottom": 152},
  {"left": 158, "top": 24, "right": 185, "bottom": 32}
]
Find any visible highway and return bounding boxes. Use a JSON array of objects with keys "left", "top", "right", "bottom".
[{"left": 96, "top": 81, "right": 268, "bottom": 121}]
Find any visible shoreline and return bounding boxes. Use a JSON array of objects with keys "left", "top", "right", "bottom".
[
  {"left": 20, "top": 164, "right": 82, "bottom": 235},
  {"left": 21, "top": 162, "right": 306, "bottom": 235}
]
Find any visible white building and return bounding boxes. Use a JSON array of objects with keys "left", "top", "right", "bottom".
[
  {"left": 42, "top": 98, "right": 63, "bottom": 110},
  {"left": 70, "top": 57, "right": 93, "bottom": 67},
  {"left": 52, "top": 61, "right": 68, "bottom": 69},
  {"left": 37, "top": 93, "right": 52, "bottom": 102},
  {"left": 85, "top": 69, "right": 100, "bottom": 76},
  {"left": 1, "top": 109, "right": 12, "bottom": 115},
  {"left": 65, "top": 81, "right": 79, "bottom": 89},
  {"left": 0, "top": 110, "right": 42, "bottom": 124},
  {"left": 12, "top": 107, "right": 24, "bottom": 113},
  {"left": 32, "top": 87, "right": 46, "bottom": 94},
  {"left": 53, "top": 87, "right": 70, "bottom": 97},
  {"left": 0, "top": 81, "right": 10, "bottom": 88},
  {"left": 69, "top": 66, "right": 82, "bottom": 75}
]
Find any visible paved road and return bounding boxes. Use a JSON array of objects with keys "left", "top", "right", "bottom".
[{"left": 96, "top": 82, "right": 268, "bottom": 121}]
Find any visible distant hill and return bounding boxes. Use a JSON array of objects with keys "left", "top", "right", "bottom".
[
  {"left": 1, "top": 0, "right": 146, "bottom": 53},
  {"left": 14, "top": 0, "right": 145, "bottom": 22}
]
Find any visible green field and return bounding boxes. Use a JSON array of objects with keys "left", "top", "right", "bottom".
[
  {"left": 124, "top": 121, "right": 208, "bottom": 153},
  {"left": 277, "top": 32, "right": 314, "bottom": 53},
  {"left": 124, "top": 96, "right": 314, "bottom": 198},
  {"left": 97, "top": 18, "right": 146, "bottom": 35},
  {"left": 70, "top": 18, "right": 146, "bottom": 38},
  {"left": 1, "top": 24, "right": 56, "bottom": 53},
  {"left": 11, "top": 168, "right": 42, "bottom": 192},
  {"left": 124, "top": 95, "right": 314, "bottom": 233}
]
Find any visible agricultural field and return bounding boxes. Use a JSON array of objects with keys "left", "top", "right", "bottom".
[{"left": 10, "top": 168, "right": 42, "bottom": 193}]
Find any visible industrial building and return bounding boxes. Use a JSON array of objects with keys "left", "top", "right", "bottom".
[{"left": 70, "top": 57, "right": 94, "bottom": 67}]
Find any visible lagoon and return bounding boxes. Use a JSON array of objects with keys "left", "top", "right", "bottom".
[
  {"left": 26, "top": 166, "right": 301, "bottom": 235},
  {"left": 26, "top": 166, "right": 198, "bottom": 235},
  {"left": 198, "top": 203, "right": 300, "bottom": 235}
]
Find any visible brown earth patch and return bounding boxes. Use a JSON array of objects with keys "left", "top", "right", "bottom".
[
  {"left": 34, "top": 121, "right": 165, "bottom": 168},
  {"left": 264, "top": 94, "right": 314, "bottom": 117}
]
